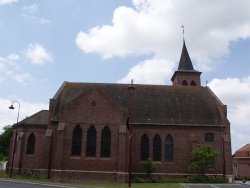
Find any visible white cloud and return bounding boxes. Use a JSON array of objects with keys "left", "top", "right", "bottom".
[
  {"left": 25, "top": 43, "right": 53, "bottom": 65},
  {"left": 12, "top": 73, "right": 33, "bottom": 84},
  {"left": 0, "top": 53, "right": 33, "bottom": 84},
  {"left": 76, "top": 0, "right": 250, "bottom": 82},
  {"left": 22, "top": 4, "right": 38, "bottom": 14},
  {"left": 0, "top": 97, "right": 48, "bottom": 132},
  {"left": 22, "top": 4, "right": 52, "bottom": 25},
  {"left": 0, "top": 0, "right": 17, "bottom": 5},
  {"left": 208, "top": 77, "right": 250, "bottom": 152},
  {"left": 117, "top": 57, "right": 175, "bottom": 84}
]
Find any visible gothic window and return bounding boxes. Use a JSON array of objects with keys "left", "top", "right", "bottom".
[
  {"left": 140, "top": 134, "right": 149, "bottom": 161},
  {"left": 191, "top": 80, "right": 196, "bottom": 86},
  {"left": 205, "top": 133, "right": 214, "bottom": 142},
  {"left": 101, "top": 126, "right": 111, "bottom": 157},
  {"left": 153, "top": 134, "right": 161, "bottom": 161},
  {"left": 26, "top": 133, "right": 35, "bottom": 155},
  {"left": 165, "top": 134, "right": 173, "bottom": 162},
  {"left": 182, "top": 80, "right": 188, "bottom": 86},
  {"left": 86, "top": 125, "right": 97, "bottom": 157},
  {"left": 71, "top": 125, "right": 82, "bottom": 156}
]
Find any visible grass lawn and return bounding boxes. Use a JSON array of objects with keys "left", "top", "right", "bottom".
[
  {"left": 78, "top": 183, "right": 182, "bottom": 188},
  {"left": 0, "top": 171, "right": 182, "bottom": 188}
]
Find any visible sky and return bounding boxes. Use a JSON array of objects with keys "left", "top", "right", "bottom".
[{"left": 0, "top": 0, "right": 250, "bottom": 153}]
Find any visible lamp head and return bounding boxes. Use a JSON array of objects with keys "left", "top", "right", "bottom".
[{"left": 9, "top": 105, "right": 15, "bottom": 109}]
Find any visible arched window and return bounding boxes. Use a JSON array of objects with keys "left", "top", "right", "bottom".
[
  {"left": 140, "top": 134, "right": 149, "bottom": 161},
  {"left": 101, "top": 126, "right": 111, "bottom": 157},
  {"left": 153, "top": 134, "right": 161, "bottom": 161},
  {"left": 86, "top": 125, "right": 97, "bottom": 157},
  {"left": 165, "top": 134, "right": 174, "bottom": 162},
  {"left": 71, "top": 125, "right": 82, "bottom": 156},
  {"left": 26, "top": 133, "right": 35, "bottom": 155},
  {"left": 191, "top": 80, "right": 196, "bottom": 86},
  {"left": 182, "top": 80, "right": 188, "bottom": 86}
]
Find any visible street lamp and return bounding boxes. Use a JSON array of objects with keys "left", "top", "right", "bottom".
[
  {"left": 8, "top": 101, "right": 20, "bottom": 178},
  {"left": 128, "top": 79, "right": 135, "bottom": 187}
]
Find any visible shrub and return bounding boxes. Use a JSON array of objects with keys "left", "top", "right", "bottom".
[
  {"left": 23, "top": 171, "right": 39, "bottom": 179},
  {"left": 186, "top": 175, "right": 227, "bottom": 183},
  {"left": 141, "top": 158, "right": 156, "bottom": 179}
]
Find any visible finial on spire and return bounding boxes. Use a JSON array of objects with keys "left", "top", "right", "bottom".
[{"left": 181, "top": 25, "right": 184, "bottom": 41}]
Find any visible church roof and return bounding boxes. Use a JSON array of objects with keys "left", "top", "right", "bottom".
[
  {"left": 52, "top": 82, "right": 224, "bottom": 126},
  {"left": 19, "top": 110, "right": 49, "bottom": 125},
  {"left": 233, "top": 144, "right": 250, "bottom": 158}
]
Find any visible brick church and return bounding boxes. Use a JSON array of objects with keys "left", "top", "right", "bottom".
[{"left": 7, "top": 40, "right": 233, "bottom": 182}]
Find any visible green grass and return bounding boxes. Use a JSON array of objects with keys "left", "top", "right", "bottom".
[
  {"left": 62, "top": 182, "right": 182, "bottom": 188},
  {"left": 0, "top": 171, "right": 182, "bottom": 188}
]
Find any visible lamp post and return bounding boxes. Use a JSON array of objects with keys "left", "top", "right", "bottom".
[
  {"left": 8, "top": 101, "right": 20, "bottom": 178},
  {"left": 128, "top": 79, "right": 135, "bottom": 187}
]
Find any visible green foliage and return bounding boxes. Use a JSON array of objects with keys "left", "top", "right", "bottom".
[
  {"left": 0, "top": 170, "right": 9, "bottom": 178},
  {"left": 0, "top": 125, "right": 13, "bottom": 158},
  {"left": 0, "top": 153, "right": 7, "bottom": 161},
  {"left": 133, "top": 177, "right": 154, "bottom": 183},
  {"left": 23, "top": 171, "right": 40, "bottom": 179},
  {"left": 188, "top": 144, "right": 219, "bottom": 177},
  {"left": 159, "top": 178, "right": 187, "bottom": 183},
  {"left": 133, "top": 176, "right": 227, "bottom": 184},
  {"left": 186, "top": 175, "right": 227, "bottom": 183},
  {"left": 141, "top": 158, "right": 156, "bottom": 179}
]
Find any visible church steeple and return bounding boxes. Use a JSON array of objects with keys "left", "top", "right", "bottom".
[
  {"left": 178, "top": 40, "right": 194, "bottom": 71},
  {"left": 171, "top": 40, "right": 202, "bottom": 86}
]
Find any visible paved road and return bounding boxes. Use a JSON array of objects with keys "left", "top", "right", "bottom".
[
  {"left": 0, "top": 179, "right": 92, "bottom": 188},
  {"left": 181, "top": 182, "right": 250, "bottom": 188},
  {"left": 2, "top": 178, "right": 250, "bottom": 188}
]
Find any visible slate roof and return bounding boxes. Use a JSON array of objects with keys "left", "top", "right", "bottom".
[
  {"left": 233, "top": 144, "right": 250, "bottom": 157},
  {"left": 52, "top": 82, "right": 223, "bottom": 126},
  {"left": 19, "top": 110, "right": 49, "bottom": 125},
  {"left": 171, "top": 41, "right": 201, "bottom": 81},
  {"left": 178, "top": 40, "right": 200, "bottom": 72}
]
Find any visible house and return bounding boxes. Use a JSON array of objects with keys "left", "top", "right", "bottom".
[
  {"left": 233, "top": 144, "right": 250, "bottom": 178},
  {"left": 7, "top": 40, "right": 233, "bottom": 182}
]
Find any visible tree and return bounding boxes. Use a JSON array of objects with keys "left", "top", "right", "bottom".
[
  {"left": 0, "top": 125, "right": 13, "bottom": 160},
  {"left": 188, "top": 144, "right": 219, "bottom": 177}
]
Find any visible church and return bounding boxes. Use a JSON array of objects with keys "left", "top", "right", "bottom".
[{"left": 7, "top": 40, "right": 233, "bottom": 182}]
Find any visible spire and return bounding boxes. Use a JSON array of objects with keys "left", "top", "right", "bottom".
[
  {"left": 171, "top": 34, "right": 202, "bottom": 86},
  {"left": 178, "top": 40, "right": 194, "bottom": 71}
]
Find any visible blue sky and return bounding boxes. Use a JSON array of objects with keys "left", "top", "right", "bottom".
[{"left": 1, "top": 0, "right": 250, "bottom": 153}]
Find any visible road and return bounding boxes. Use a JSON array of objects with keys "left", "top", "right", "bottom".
[
  {"left": 0, "top": 179, "right": 92, "bottom": 188},
  {"left": 181, "top": 182, "right": 250, "bottom": 188},
  {"left": 1, "top": 178, "right": 250, "bottom": 188}
]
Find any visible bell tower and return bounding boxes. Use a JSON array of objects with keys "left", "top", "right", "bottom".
[{"left": 171, "top": 40, "right": 201, "bottom": 86}]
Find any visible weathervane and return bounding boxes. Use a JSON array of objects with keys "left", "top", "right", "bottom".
[{"left": 181, "top": 25, "right": 185, "bottom": 40}]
